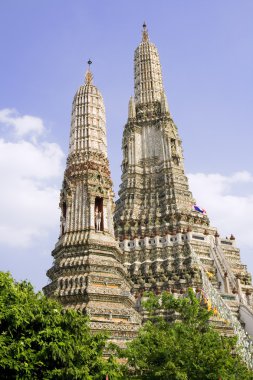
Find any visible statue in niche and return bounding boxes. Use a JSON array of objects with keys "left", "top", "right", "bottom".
[
  {"left": 60, "top": 215, "right": 66, "bottom": 235},
  {"left": 172, "top": 155, "right": 180, "bottom": 166},
  {"left": 171, "top": 139, "right": 176, "bottom": 154},
  {"left": 124, "top": 144, "right": 128, "bottom": 160},
  {"left": 95, "top": 207, "right": 102, "bottom": 231},
  {"left": 60, "top": 201, "right": 67, "bottom": 235}
]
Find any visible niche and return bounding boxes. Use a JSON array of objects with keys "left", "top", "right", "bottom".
[
  {"left": 124, "top": 144, "right": 128, "bottom": 158},
  {"left": 95, "top": 197, "right": 104, "bottom": 231},
  {"left": 123, "top": 144, "right": 128, "bottom": 171},
  {"left": 61, "top": 201, "right": 67, "bottom": 235}
]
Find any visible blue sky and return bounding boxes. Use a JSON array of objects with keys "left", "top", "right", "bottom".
[{"left": 0, "top": 0, "right": 253, "bottom": 290}]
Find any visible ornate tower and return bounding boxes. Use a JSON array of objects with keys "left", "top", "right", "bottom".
[
  {"left": 44, "top": 63, "right": 141, "bottom": 346},
  {"left": 114, "top": 25, "right": 253, "bottom": 364},
  {"left": 115, "top": 23, "right": 198, "bottom": 234}
]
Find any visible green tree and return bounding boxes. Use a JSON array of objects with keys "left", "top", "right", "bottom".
[
  {"left": 121, "top": 289, "right": 253, "bottom": 380},
  {"left": 0, "top": 271, "right": 121, "bottom": 379}
]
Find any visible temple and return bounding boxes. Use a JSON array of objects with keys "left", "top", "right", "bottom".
[
  {"left": 44, "top": 25, "right": 253, "bottom": 365},
  {"left": 43, "top": 63, "right": 141, "bottom": 347},
  {"left": 114, "top": 24, "right": 253, "bottom": 365}
]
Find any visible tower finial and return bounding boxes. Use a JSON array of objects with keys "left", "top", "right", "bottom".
[
  {"left": 142, "top": 22, "right": 149, "bottom": 42},
  {"left": 85, "top": 58, "right": 93, "bottom": 84}
]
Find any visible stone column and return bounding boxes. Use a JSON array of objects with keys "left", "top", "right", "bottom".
[
  {"left": 90, "top": 201, "right": 95, "bottom": 229},
  {"left": 224, "top": 272, "right": 230, "bottom": 293}
]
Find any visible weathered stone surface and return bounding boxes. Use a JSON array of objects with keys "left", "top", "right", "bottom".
[
  {"left": 44, "top": 67, "right": 141, "bottom": 346},
  {"left": 114, "top": 26, "right": 253, "bottom": 364}
]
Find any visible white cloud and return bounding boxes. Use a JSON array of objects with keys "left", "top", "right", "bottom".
[
  {"left": 228, "top": 171, "right": 253, "bottom": 183},
  {"left": 0, "top": 109, "right": 65, "bottom": 248},
  {"left": 188, "top": 171, "right": 253, "bottom": 256},
  {"left": 0, "top": 108, "right": 44, "bottom": 138}
]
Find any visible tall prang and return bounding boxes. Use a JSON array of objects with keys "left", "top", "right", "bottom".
[
  {"left": 44, "top": 63, "right": 141, "bottom": 346},
  {"left": 114, "top": 24, "right": 253, "bottom": 364},
  {"left": 115, "top": 23, "right": 198, "bottom": 234}
]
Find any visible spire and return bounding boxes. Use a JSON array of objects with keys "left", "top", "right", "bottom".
[
  {"left": 142, "top": 22, "right": 149, "bottom": 42},
  {"left": 134, "top": 25, "right": 164, "bottom": 104},
  {"left": 85, "top": 59, "right": 93, "bottom": 84},
  {"left": 69, "top": 59, "right": 107, "bottom": 157}
]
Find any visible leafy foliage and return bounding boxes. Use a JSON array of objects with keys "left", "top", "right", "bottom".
[
  {"left": 1, "top": 272, "right": 252, "bottom": 379},
  {"left": 120, "top": 289, "right": 253, "bottom": 380},
  {"left": 0, "top": 271, "right": 121, "bottom": 379}
]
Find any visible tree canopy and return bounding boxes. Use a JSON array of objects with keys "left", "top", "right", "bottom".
[
  {"left": 1, "top": 272, "right": 252, "bottom": 379},
  {"left": 0, "top": 271, "right": 121, "bottom": 379},
  {"left": 121, "top": 289, "right": 253, "bottom": 380}
]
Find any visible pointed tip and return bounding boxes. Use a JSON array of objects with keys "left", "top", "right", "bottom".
[
  {"left": 142, "top": 22, "right": 149, "bottom": 42},
  {"left": 85, "top": 58, "right": 93, "bottom": 84}
]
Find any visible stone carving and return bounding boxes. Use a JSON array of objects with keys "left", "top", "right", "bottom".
[{"left": 95, "top": 207, "right": 102, "bottom": 231}]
